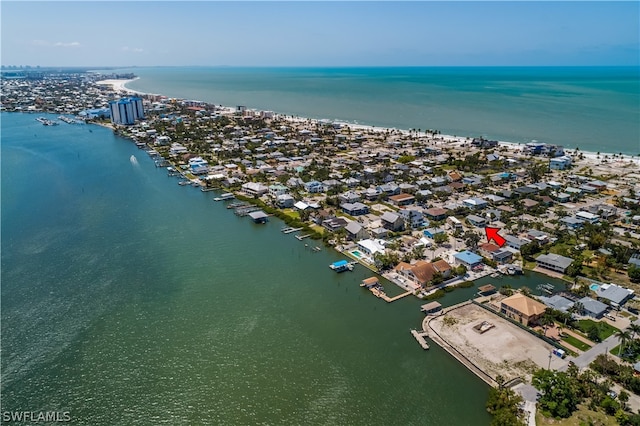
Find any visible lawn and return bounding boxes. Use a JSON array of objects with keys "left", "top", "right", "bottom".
[
  {"left": 576, "top": 319, "right": 619, "bottom": 341},
  {"left": 281, "top": 209, "right": 300, "bottom": 220},
  {"left": 536, "top": 404, "right": 617, "bottom": 426},
  {"left": 562, "top": 335, "right": 592, "bottom": 352}
]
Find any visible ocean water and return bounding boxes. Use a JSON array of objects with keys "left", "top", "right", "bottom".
[{"left": 123, "top": 66, "right": 640, "bottom": 155}]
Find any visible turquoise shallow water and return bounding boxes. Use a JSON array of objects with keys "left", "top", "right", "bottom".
[
  {"left": 123, "top": 66, "right": 640, "bottom": 155},
  {"left": 1, "top": 112, "right": 569, "bottom": 424}
]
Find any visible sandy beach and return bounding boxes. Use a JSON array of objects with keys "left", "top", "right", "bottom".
[{"left": 95, "top": 78, "right": 142, "bottom": 95}]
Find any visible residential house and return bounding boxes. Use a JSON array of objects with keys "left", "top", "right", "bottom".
[
  {"left": 338, "top": 191, "right": 361, "bottom": 204},
  {"left": 536, "top": 253, "right": 574, "bottom": 274},
  {"left": 578, "top": 297, "right": 608, "bottom": 319},
  {"left": 345, "top": 221, "right": 368, "bottom": 241},
  {"left": 538, "top": 295, "right": 575, "bottom": 313},
  {"left": 394, "top": 259, "right": 452, "bottom": 288},
  {"left": 303, "top": 180, "right": 326, "bottom": 193},
  {"left": 322, "top": 217, "right": 349, "bottom": 232},
  {"left": 188, "top": 156, "right": 209, "bottom": 175},
  {"left": 241, "top": 182, "right": 269, "bottom": 197},
  {"left": 357, "top": 239, "right": 386, "bottom": 257},
  {"left": 423, "top": 227, "right": 446, "bottom": 239},
  {"left": 388, "top": 193, "right": 416, "bottom": 207},
  {"left": 341, "top": 202, "right": 370, "bottom": 216},
  {"left": 595, "top": 284, "right": 634, "bottom": 308},
  {"left": 400, "top": 208, "right": 425, "bottom": 229},
  {"left": 549, "top": 156, "right": 572, "bottom": 170},
  {"left": 381, "top": 211, "right": 404, "bottom": 232},
  {"left": 500, "top": 293, "right": 547, "bottom": 326},
  {"left": 268, "top": 184, "right": 289, "bottom": 197},
  {"left": 424, "top": 207, "right": 448, "bottom": 221},
  {"left": 276, "top": 194, "right": 295, "bottom": 208},
  {"left": 463, "top": 197, "right": 488, "bottom": 210},
  {"left": 560, "top": 217, "right": 584, "bottom": 229},
  {"left": 504, "top": 235, "right": 531, "bottom": 251},
  {"left": 453, "top": 250, "right": 484, "bottom": 269},
  {"left": 466, "top": 214, "right": 487, "bottom": 228}
]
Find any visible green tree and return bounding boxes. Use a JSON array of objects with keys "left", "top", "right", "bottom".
[
  {"left": 616, "top": 329, "right": 631, "bottom": 357},
  {"left": 629, "top": 265, "right": 640, "bottom": 283},
  {"left": 485, "top": 386, "right": 525, "bottom": 426},
  {"left": 532, "top": 369, "right": 580, "bottom": 418},
  {"left": 433, "top": 232, "right": 449, "bottom": 245}
]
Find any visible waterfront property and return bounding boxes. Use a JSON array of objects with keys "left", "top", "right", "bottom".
[
  {"left": 535, "top": 253, "right": 574, "bottom": 274},
  {"left": 500, "top": 293, "right": 547, "bottom": 326},
  {"left": 453, "top": 251, "right": 484, "bottom": 269}
]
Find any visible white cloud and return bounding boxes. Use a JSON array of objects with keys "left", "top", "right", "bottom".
[
  {"left": 31, "top": 40, "right": 81, "bottom": 48},
  {"left": 122, "top": 46, "right": 144, "bottom": 53},
  {"left": 54, "top": 41, "right": 81, "bottom": 47}
]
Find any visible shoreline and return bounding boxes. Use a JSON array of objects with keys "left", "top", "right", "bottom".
[{"left": 121, "top": 77, "right": 640, "bottom": 165}]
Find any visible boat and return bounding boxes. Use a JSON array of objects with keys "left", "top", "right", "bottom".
[
  {"left": 329, "top": 260, "right": 354, "bottom": 272},
  {"left": 313, "top": 246, "right": 322, "bottom": 252},
  {"left": 214, "top": 193, "right": 235, "bottom": 201},
  {"left": 178, "top": 180, "right": 190, "bottom": 186}
]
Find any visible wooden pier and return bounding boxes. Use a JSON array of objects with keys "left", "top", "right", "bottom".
[
  {"left": 282, "top": 227, "right": 303, "bottom": 234},
  {"left": 411, "top": 329, "right": 430, "bottom": 350},
  {"left": 369, "top": 287, "right": 412, "bottom": 303},
  {"left": 295, "top": 234, "right": 311, "bottom": 240}
]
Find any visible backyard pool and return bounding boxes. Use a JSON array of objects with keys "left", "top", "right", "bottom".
[
  {"left": 351, "top": 250, "right": 363, "bottom": 258},
  {"left": 590, "top": 284, "right": 600, "bottom": 291}
]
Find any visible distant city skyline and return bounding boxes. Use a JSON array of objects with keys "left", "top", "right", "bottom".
[{"left": 2, "top": 1, "right": 638, "bottom": 67}]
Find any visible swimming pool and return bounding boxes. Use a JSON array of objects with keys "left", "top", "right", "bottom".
[
  {"left": 351, "top": 250, "right": 363, "bottom": 258},
  {"left": 590, "top": 284, "right": 600, "bottom": 291}
]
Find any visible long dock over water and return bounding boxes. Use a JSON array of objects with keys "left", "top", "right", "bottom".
[
  {"left": 411, "top": 329, "right": 430, "bottom": 350},
  {"left": 369, "top": 287, "right": 412, "bottom": 303}
]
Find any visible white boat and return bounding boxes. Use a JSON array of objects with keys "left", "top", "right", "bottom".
[{"left": 214, "top": 193, "right": 235, "bottom": 201}]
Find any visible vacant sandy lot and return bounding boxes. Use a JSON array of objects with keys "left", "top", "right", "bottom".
[{"left": 429, "top": 303, "right": 570, "bottom": 382}]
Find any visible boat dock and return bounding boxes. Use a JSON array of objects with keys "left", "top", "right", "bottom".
[
  {"left": 411, "top": 329, "right": 430, "bottom": 350},
  {"left": 235, "top": 206, "right": 261, "bottom": 216},
  {"left": 369, "top": 287, "right": 412, "bottom": 303},
  {"left": 295, "top": 234, "right": 311, "bottom": 240},
  {"left": 282, "top": 227, "right": 303, "bottom": 234}
]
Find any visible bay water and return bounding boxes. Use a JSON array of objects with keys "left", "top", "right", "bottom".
[
  {"left": 123, "top": 66, "right": 640, "bottom": 156},
  {"left": 2, "top": 112, "right": 496, "bottom": 424}
]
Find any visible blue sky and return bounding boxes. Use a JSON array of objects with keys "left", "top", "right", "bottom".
[{"left": 2, "top": 1, "right": 639, "bottom": 67}]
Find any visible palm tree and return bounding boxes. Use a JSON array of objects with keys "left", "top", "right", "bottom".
[
  {"left": 616, "top": 330, "right": 631, "bottom": 357},
  {"left": 629, "top": 324, "right": 640, "bottom": 340}
]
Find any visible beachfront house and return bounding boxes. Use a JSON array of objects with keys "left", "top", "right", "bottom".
[
  {"left": 535, "top": 253, "right": 574, "bottom": 274},
  {"left": 268, "top": 184, "right": 289, "bottom": 197},
  {"left": 500, "top": 293, "right": 547, "bottom": 326}
]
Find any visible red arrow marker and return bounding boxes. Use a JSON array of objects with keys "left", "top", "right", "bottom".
[{"left": 485, "top": 227, "right": 506, "bottom": 247}]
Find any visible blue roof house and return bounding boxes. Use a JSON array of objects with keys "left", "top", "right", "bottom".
[{"left": 454, "top": 250, "right": 484, "bottom": 269}]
